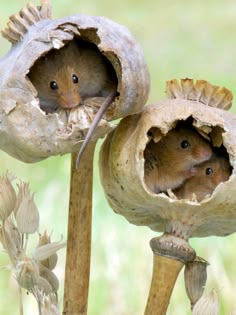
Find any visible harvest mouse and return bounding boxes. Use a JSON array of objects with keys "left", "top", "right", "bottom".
[
  {"left": 28, "top": 39, "right": 117, "bottom": 166},
  {"left": 173, "top": 154, "right": 231, "bottom": 201},
  {"left": 144, "top": 125, "right": 213, "bottom": 194},
  {"left": 28, "top": 39, "right": 117, "bottom": 112}
]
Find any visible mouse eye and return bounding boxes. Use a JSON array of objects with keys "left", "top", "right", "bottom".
[
  {"left": 181, "top": 140, "right": 190, "bottom": 149},
  {"left": 50, "top": 81, "right": 58, "bottom": 90},
  {"left": 72, "top": 74, "right": 79, "bottom": 84},
  {"left": 205, "top": 167, "right": 213, "bottom": 175}
]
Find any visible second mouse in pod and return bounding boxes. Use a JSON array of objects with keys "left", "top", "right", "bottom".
[{"left": 144, "top": 124, "right": 213, "bottom": 194}]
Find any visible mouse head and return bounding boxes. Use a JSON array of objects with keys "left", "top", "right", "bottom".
[
  {"left": 28, "top": 45, "right": 82, "bottom": 111},
  {"left": 46, "top": 65, "right": 81, "bottom": 109},
  {"left": 158, "top": 126, "right": 212, "bottom": 171},
  {"left": 193, "top": 155, "right": 231, "bottom": 185}
]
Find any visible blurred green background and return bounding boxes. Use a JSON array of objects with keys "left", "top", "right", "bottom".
[{"left": 0, "top": 0, "right": 236, "bottom": 314}]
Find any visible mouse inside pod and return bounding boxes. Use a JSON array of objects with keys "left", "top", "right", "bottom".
[
  {"left": 27, "top": 37, "right": 118, "bottom": 115},
  {"left": 144, "top": 116, "right": 232, "bottom": 202}
]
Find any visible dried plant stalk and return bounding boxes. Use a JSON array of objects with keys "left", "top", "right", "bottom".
[
  {"left": 144, "top": 233, "right": 195, "bottom": 315},
  {"left": 63, "top": 144, "right": 95, "bottom": 315},
  {"left": 145, "top": 255, "right": 184, "bottom": 315}
]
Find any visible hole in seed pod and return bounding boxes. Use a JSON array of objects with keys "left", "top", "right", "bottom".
[
  {"left": 28, "top": 38, "right": 118, "bottom": 114},
  {"left": 144, "top": 117, "right": 232, "bottom": 201}
]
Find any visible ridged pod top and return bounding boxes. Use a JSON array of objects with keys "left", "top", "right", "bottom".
[
  {"left": 99, "top": 79, "right": 236, "bottom": 238},
  {"left": 0, "top": 0, "right": 150, "bottom": 162}
]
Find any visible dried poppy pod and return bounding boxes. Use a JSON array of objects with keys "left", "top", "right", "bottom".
[
  {"left": 100, "top": 79, "right": 235, "bottom": 314},
  {"left": 0, "top": 0, "right": 150, "bottom": 163},
  {"left": 99, "top": 78, "right": 236, "bottom": 239}
]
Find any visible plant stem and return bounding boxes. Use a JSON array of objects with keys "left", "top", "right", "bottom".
[
  {"left": 63, "top": 142, "right": 96, "bottom": 315},
  {"left": 23, "top": 234, "right": 29, "bottom": 252},
  {"left": 144, "top": 254, "right": 184, "bottom": 315},
  {"left": 18, "top": 284, "right": 24, "bottom": 315},
  {"left": 144, "top": 233, "right": 196, "bottom": 315},
  {"left": 37, "top": 299, "right": 42, "bottom": 315}
]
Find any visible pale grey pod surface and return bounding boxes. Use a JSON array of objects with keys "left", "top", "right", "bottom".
[
  {"left": 99, "top": 99, "right": 236, "bottom": 238},
  {"left": 0, "top": 11, "right": 150, "bottom": 163}
]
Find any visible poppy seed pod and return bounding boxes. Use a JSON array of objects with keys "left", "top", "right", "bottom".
[
  {"left": 99, "top": 79, "right": 236, "bottom": 239},
  {"left": 0, "top": 0, "right": 150, "bottom": 163}
]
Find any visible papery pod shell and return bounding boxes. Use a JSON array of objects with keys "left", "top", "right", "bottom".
[
  {"left": 15, "top": 258, "right": 40, "bottom": 289},
  {"left": 39, "top": 263, "right": 59, "bottom": 292},
  {"left": 37, "top": 276, "right": 53, "bottom": 295},
  {"left": 33, "top": 241, "right": 66, "bottom": 261},
  {"left": 37, "top": 231, "right": 58, "bottom": 270},
  {"left": 192, "top": 290, "right": 220, "bottom": 315},
  {"left": 40, "top": 251, "right": 58, "bottom": 270},
  {"left": 166, "top": 78, "right": 233, "bottom": 110},
  {"left": 99, "top": 98, "right": 236, "bottom": 237},
  {"left": 41, "top": 296, "right": 60, "bottom": 315},
  {"left": 184, "top": 257, "right": 209, "bottom": 306},
  {"left": 0, "top": 1, "right": 150, "bottom": 163},
  {"left": 0, "top": 174, "right": 17, "bottom": 221},
  {"left": 0, "top": 216, "right": 22, "bottom": 259},
  {"left": 15, "top": 183, "right": 39, "bottom": 234}
]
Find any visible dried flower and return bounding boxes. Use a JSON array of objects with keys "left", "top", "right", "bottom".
[
  {"left": 0, "top": 173, "right": 16, "bottom": 221},
  {"left": 14, "top": 182, "right": 39, "bottom": 234},
  {"left": 37, "top": 231, "right": 58, "bottom": 270},
  {"left": 39, "top": 263, "right": 59, "bottom": 292},
  {"left": 37, "top": 276, "right": 53, "bottom": 295},
  {"left": 15, "top": 257, "right": 40, "bottom": 290},
  {"left": 0, "top": 216, "right": 22, "bottom": 261},
  {"left": 41, "top": 295, "right": 60, "bottom": 315},
  {"left": 184, "top": 256, "right": 209, "bottom": 308},
  {"left": 33, "top": 239, "right": 66, "bottom": 262},
  {"left": 192, "top": 289, "right": 220, "bottom": 315}
]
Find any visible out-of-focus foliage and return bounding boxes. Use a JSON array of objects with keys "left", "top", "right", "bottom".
[{"left": 0, "top": 1, "right": 236, "bottom": 314}]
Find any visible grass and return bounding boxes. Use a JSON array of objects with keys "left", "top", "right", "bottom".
[{"left": 0, "top": 0, "right": 236, "bottom": 314}]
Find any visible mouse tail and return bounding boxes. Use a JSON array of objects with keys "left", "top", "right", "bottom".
[{"left": 76, "top": 91, "right": 117, "bottom": 168}]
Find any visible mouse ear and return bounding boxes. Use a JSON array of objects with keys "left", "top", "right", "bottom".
[
  {"left": 166, "top": 78, "right": 233, "bottom": 111},
  {"left": 0, "top": 1, "right": 150, "bottom": 163}
]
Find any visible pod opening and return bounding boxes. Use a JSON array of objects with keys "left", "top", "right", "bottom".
[
  {"left": 27, "top": 38, "right": 118, "bottom": 114},
  {"left": 144, "top": 117, "right": 232, "bottom": 202}
]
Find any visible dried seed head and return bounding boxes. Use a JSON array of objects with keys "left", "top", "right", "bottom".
[
  {"left": 184, "top": 256, "right": 209, "bottom": 307},
  {"left": 0, "top": 173, "right": 17, "bottom": 221},
  {"left": 39, "top": 263, "right": 59, "bottom": 292},
  {"left": 192, "top": 289, "right": 220, "bottom": 315},
  {"left": 37, "top": 276, "right": 53, "bottom": 295},
  {"left": 41, "top": 295, "right": 60, "bottom": 315},
  {"left": 14, "top": 182, "right": 39, "bottom": 234},
  {"left": 37, "top": 231, "right": 58, "bottom": 270},
  {"left": 0, "top": 216, "right": 22, "bottom": 260},
  {"left": 38, "top": 230, "right": 51, "bottom": 246},
  {"left": 15, "top": 257, "right": 40, "bottom": 290},
  {"left": 33, "top": 239, "right": 66, "bottom": 262}
]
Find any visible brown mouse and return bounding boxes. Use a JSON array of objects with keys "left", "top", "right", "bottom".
[
  {"left": 144, "top": 125, "right": 213, "bottom": 194},
  {"left": 173, "top": 154, "right": 231, "bottom": 201},
  {"left": 28, "top": 39, "right": 117, "bottom": 166},
  {"left": 28, "top": 39, "right": 116, "bottom": 112}
]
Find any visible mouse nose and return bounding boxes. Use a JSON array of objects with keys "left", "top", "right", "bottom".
[{"left": 60, "top": 92, "right": 81, "bottom": 108}]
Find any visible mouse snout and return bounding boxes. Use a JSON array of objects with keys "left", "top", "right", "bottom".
[{"left": 59, "top": 92, "right": 81, "bottom": 109}]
